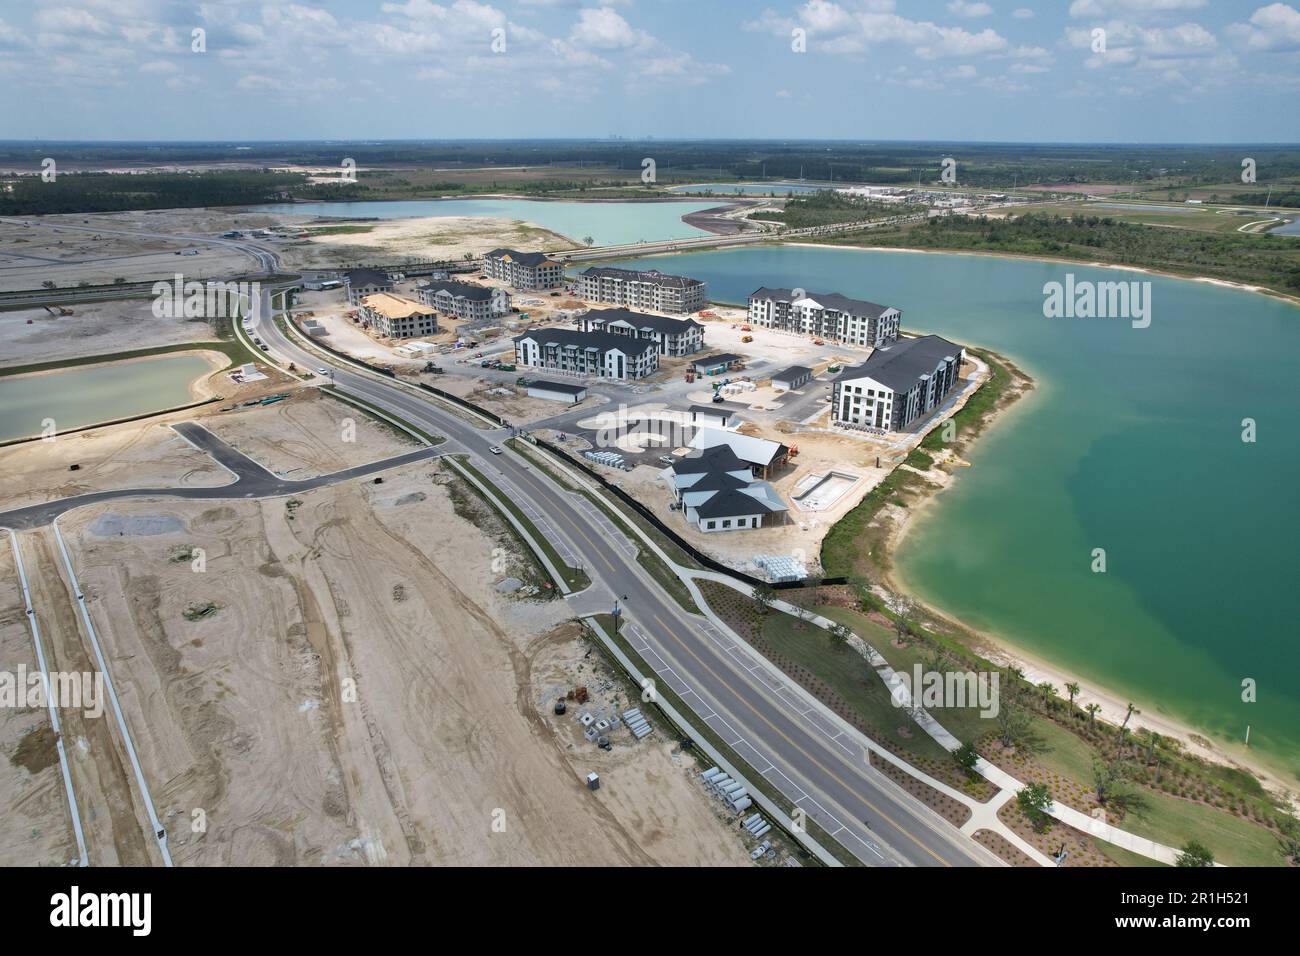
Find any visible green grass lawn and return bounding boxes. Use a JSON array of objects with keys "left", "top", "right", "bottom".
[
  {"left": 1119, "top": 790, "right": 1287, "bottom": 867},
  {"left": 814, "top": 605, "right": 1001, "bottom": 749},
  {"left": 756, "top": 606, "right": 949, "bottom": 763}
]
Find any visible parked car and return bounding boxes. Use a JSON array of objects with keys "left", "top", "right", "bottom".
[{"left": 658, "top": 456, "right": 674, "bottom": 465}]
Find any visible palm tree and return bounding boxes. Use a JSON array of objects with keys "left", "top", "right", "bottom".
[
  {"left": 1065, "top": 681, "right": 1081, "bottom": 708},
  {"left": 1085, "top": 702, "right": 1101, "bottom": 727},
  {"left": 1038, "top": 682, "right": 1056, "bottom": 708},
  {"left": 1121, "top": 702, "right": 1140, "bottom": 731}
]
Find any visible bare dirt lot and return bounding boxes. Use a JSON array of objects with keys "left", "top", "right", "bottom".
[
  {"left": 0, "top": 379, "right": 332, "bottom": 512},
  {"left": 200, "top": 389, "right": 418, "bottom": 479},
  {"left": 270, "top": 214, "right": 573, "bottom": 270},
  {"left": 0, "top": 542, "right": 79, "bottom": 866},
  {"left": 0, "top": 300, "right": 221, "bottom": 369},
  {"left": 0, "top": 418, "right": 229, "bottom": 512},
  {"left": 0, "top": 209, "right": 274, "bottom": 291},
  {"left": 49, "top": 446, "right": 748, "bottom": 865}
]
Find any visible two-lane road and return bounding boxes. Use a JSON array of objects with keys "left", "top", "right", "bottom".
[{"left": 249, "top": 292, "right": 996, "bottom": 867}]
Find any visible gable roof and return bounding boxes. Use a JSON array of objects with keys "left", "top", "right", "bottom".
[
  {"left": 836, "top": 334, "right": 964, "bottom": 392},
  {"left": 749, "top": 287, "right": 895, "bottom": 319},
  {"left": 581, "top": 267, "right": 704, "bottom": 290},
  {"left": 417, "top": 279, "right": 494, "bottom": 301},
  {"left": 689, "top": 428, "right": 788, "bottom": 469},
  {"left": 694, "top": 488, "right": 780, "bottom": 520},
  {"left": 584, "top": 307, "right": 701, "bottom": 334},
  {"left": 772, "top": 365, "right": 813, "bottom": 382},
  {"left": 512, "top": 327, "right": 655, "bottom": 355},
  {"left": 670, "top": 443, "right": 748, "bottom": 475},
  {"left": 692, "top": 352, "right": 743, "bottom": 369},
  {"left": 345, "top": 268, "right": 391, "bottom": 287},
  {"left": 360, "top": 293, "right": 433, "bottom": 319},
  {"left": 487, "top": 248, "right": 559, "bottom": 268}
]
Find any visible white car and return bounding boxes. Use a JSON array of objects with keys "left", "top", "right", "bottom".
[
  {"left": 316, "top": 368, "right": 330, "bottom": 375},
  {"left": 489, "top": 446, "right": 503, "bottom": 455}
]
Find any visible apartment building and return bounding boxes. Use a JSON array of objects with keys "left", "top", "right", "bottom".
[
  {"left": 577, "top": 307, "right": 704, "bottom": 357},
  {"left": 578, "top": 267, "right": 707, "bottom": 314},
  {"left": 511, "top": 328, "right": 658, "bottom": 381},
  {"left": 359, "top": 293, "right": 439, "bottom": 340},
  {"left": 344, "top": 268, "right": 393, "bottom": 306},
  {"left": 483, "top": 248, "right": 564, "bottom": 290},
  {"left": 747, "top": 287, "right": 901, "bottom": 347},
  {"left": 416, "top": 279, "right": 511, "bottom": 323},
  {"left": 832, "top": 334, "right": 965, "bottom": 433}
]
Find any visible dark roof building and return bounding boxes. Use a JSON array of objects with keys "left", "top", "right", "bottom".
[
  {"left": 747, "top": 287, "right": 901, "bottom": 347},
  {"left": 833, "top": 334, "right": 965, "bottom": 433},
  {"left": 578, "top": 266, "right": 708, "bottom": 313},
  {"left": 579, "top": 307, "right": 705, "bottom": 356}
]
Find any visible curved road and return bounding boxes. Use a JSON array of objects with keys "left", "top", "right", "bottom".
[{"left": 249, "top": 288, "right": 996, "bottom": 868}]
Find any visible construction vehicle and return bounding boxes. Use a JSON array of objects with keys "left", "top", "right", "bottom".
[
  {"left": 741, "top": 335, "right": 753, "bottom": 343},
  {"left": 740, "top": 324, "right": 752, "bottom": 331}
]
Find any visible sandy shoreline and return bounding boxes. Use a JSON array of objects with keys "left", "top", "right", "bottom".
[
  {"left": 783, "top": 240, "right": 1300, "bottom": 309},
  {"left": 876, "top": 356, "right": 1296, "bottom": 804}
]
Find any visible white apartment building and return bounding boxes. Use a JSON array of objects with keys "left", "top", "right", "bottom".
[
  {"left": 578, "top": 307, "right": 704, "bottom": 357},
  {"left": 578, "top": 267, "right": 707, "bottom": 314},
  {"left": 344, "top": 268, "right": 393, "bottom": 306},
  {"left": 511, "top": 328, "right": 658, "bottom": 381},
  {"left": 416, "top": 279, "right": 511, "bottom": 323},
  {"left": 832, "top": 334, "right": 964, "bottom": 433},
  {"left": 747, "top": 287, "right": 900, "bottom": 347},
  {"left": 483, "top": 249, "right": 564, "bottom": 290}
]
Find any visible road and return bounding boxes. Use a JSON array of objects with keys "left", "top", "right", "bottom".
[
  {"left": 249, "top": 287, "right": 995, "bottom": 867},
  {"left": 0, "top": 422, "right": 445, "bottom": 530}
]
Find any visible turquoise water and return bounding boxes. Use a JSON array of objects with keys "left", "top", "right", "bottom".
[
  {"left": 0, "top": 355, "right": 213, "bottom": 442},
  {"left": 669, "top": 182, "right": 830, "bottom": 196},
  {"left": 246, "top": 198, "right": 719, "bottom": 246},
  {"left": 632, "top": 245, "right": 1300, "bottom": 779}
]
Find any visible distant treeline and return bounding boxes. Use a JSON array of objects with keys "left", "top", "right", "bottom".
[
  {"left": 0, "top": 170, "right": 306, "bottom": 215},
  {"left": 836, "top": 213, "right": 1300, "bottom": 294},
  {"left": 4, "top": 140, "right": 1300, "bottom": 194},
  {"left": 749, "top": 190, "right": 897, "bottom": 228}
]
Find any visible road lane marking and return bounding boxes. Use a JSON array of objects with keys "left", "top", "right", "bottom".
[{"left": 649, "top": 611, "right": 951, "bottom": 867}]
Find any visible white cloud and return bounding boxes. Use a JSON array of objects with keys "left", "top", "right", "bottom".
[
  {"left": 1012, "top": 7, "right": 1034, "bottom": 18},
  {"left": 1069, "top": 0, "right": 1207, "bottom": 19},
  {"left": 1227, "top": 3, "right": 1300, "bottom": 53},
  {"left": 947, "top": 1, "right": 993, "bottom": 18},
  {"left": 569, "top": 7, "right": 645, "bottom": 50},
  {"left": 747, "top": 1, "right": 1010, "bottom": 59}
]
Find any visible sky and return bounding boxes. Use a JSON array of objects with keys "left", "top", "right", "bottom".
[{"left": 1, "top": 0, "right": 1297, "bottom": 143}]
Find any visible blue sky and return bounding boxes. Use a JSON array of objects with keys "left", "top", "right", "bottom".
[{"left": 1, "top": 1, "right": 1297, "bottom": 142}]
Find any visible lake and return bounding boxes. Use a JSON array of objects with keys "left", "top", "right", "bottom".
[
  {"left": 631, "top": 244, "right": 1300, "bottom": 779},
  {"left": 0, "top": 354, "right": 214, "bottom": 443},
  {"left": 245, "top": 198, "right": 719, "bottom": 246}
]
